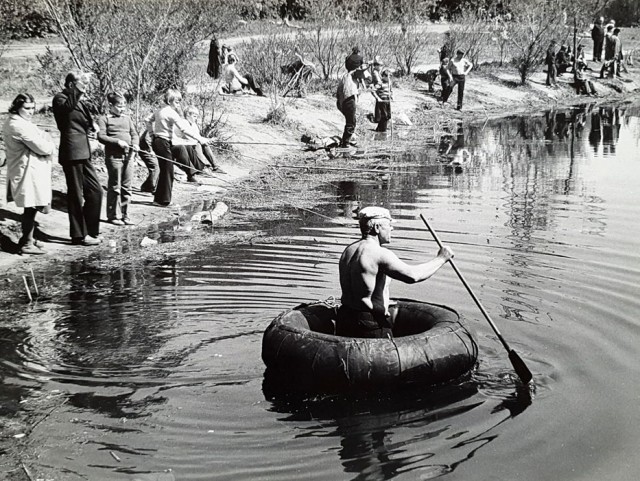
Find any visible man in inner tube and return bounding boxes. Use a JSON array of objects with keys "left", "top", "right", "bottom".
[{"left": 336, "top": 206, "right": 454, "bottom": 338}]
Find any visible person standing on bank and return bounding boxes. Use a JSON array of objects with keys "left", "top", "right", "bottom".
[
  {"left": 336, "top": 207, "right": 454, "bottom": 338},
  {"left": 52, "top": 71, "right": 103, "bottom": 247},
  {"left": 3, "top": 93, "right": 55, "bottom": 255},
  {"left": 591, "top": 17, "right": 605, "bottom": 62},
  {"left": 336, "top": 62, "right": 367, "bottom": 148},
  {"left": 442, "top": 50, "right": 473, "bottom": 110},
  {"left": 97, "top": 92, "right": 139, "bottom": 226},
  {"left": 545, "top": 40, "right": 558, "bottom": 87},
  {"left": 147, "top": 89, "right": 212, "bottom": 207}
]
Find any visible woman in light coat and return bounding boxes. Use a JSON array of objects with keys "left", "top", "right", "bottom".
[{"left": 3, "top": 93, "right": 55, "bottom": 255}]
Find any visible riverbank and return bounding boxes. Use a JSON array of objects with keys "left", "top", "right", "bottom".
[{"left": 0, "top": 42, "right": 638, "bottom": 283}]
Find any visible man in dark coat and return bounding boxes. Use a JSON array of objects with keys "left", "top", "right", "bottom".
[
  {"left": 206, "top": 36, "right": 221, "bottom": 79},
  {"left": 591, "top": 17, "right": 605, "bottom": 62},
  {"left": 545, "top": 41, "right": 558, "bottom": 87},
  {"left": 52, "top": 71, "right": 103, "bottom": 246}
]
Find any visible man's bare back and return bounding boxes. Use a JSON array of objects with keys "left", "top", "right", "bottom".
[{"left": 336, "top": 206, "right": 454, "bottom": 338}]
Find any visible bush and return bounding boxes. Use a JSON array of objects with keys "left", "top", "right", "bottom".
[
  {"left": 39, "top": 0, "right": 238, "bottom": 119},
  {"left": 0, "top": 0, "right": 55, "bottom": 39}
]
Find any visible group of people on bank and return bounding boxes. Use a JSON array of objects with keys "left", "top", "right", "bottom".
[
  {"left": 545, "top": 19, "right": 628, "bottom": 97},
  {"left": 336, "top": 45, "right": 473, "bottom": 149},
  {"left": 2, "top": 71, "right": 221, "bottom": 255}
]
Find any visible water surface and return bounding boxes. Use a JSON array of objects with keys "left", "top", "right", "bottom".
[{"left": 1, "top": 103, "right": 639, "bottom": 481}]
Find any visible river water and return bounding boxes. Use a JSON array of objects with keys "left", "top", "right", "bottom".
[{"left": 1, "top": 102, "right": 639, "bottom": 481}]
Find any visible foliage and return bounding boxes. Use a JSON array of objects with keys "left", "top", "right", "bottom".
[
  {"left": 387, "top": 23, "right": 431, "bottom": 75},
  {"left": 0, "top": 0, "right": 56, "bottom": 39},
  {"left": 603, "top": 0, "right": 640, "bottom": 26},
  {"left": 299, "top": 22, "right": 350, "bottom": 81},
  {"left": 449, "top": 9, "right": 492, "bottom": 67},
  {"left": 39, "top": 0, "right": 238, "bottom": 121},
  {"left": 506, "top": 0, "right": 569, "bottom": 84}
]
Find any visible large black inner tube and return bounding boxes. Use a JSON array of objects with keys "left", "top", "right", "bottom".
[{"left": 262, "top": 299, "right": 478, "bottom": 393}]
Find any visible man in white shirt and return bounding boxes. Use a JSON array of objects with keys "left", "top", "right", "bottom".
[
  {"left": 442, "top": 50, "right": 473, "bottom": 110},
  {"left": 336, "top": 64, "right": 367, "bottom": 148}
]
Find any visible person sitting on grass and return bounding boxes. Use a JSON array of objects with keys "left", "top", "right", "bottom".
[
  {"left": 574, "top": 60, "right": 598, "bottom": 96},
  {"left": 219, "top": 53, "right": 264, "bottom": 96},
  {"left": 97, "top": 92, "right": 139, "bottom": 226}
]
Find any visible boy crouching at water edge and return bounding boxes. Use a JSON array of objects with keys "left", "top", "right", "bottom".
[{"left": 97, "top": 92, "right": 139, "bottom": 225}]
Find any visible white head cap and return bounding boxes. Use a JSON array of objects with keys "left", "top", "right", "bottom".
[{"left": 356, "top": 206, "right": 393, "bottom": 222}]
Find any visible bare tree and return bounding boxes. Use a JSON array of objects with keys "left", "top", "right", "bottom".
[
  {"left": 40, "top": 0, "right": 236, "bottom": 120},
  {"left": 507, "top": 0, "right": 568, "bottom": 84}
]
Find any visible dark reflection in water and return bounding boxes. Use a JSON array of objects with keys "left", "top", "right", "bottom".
[
  {"left": 265, "top": 381, "right": 532, "bottom": 480},
  {"left": 0, "top": 102, "right": 638, "bottom": 480}
]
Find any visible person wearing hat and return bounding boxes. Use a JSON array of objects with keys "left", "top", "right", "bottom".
[
  {"left": 336, "top": 58, "right": 368, "bottom": 148},
  {"left": 442, "top": 50, "right": 473, "bottom": 110},
  {"left": 345, "top": 46, "right": 364, "bottom": 72},
  {"left": 336, "top": 206, "right": 454, "bottom": 338}
]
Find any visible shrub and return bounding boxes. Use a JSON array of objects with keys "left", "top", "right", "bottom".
[{"left": 39, "top": 0, "right": 238, "bottom": 119}]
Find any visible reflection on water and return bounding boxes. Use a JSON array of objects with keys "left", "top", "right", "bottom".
[{"left": 0, "top": 103, "right": 639, "bottom": 480}]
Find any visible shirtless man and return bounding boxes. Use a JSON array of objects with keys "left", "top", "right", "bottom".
[{"left": 336, "top": 206, "right": 454, "bottom": 338}]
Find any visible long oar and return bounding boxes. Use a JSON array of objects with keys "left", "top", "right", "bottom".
[{"left": 420, "top": 213, "right": 533, "bottom": 384}]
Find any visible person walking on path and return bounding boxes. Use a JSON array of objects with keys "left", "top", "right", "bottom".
[
  {"left": 3, "top": 93, "right": 55, "bottom": 255},
  {"left": 442, "top": 50, "right": 473, "bottom": 110},
  {"left": 336, "top": 206, "right": 454, "bottom": 338},
  {"left": 591, "top": 17, "right": 605, "bottom": 62},
  {"left": 52, "top": 71, "right": 103, "bottom": 247},
  {"left": 546, "top": 41, "right": 558, "bottom": 87},
  {"left": 97, "top": 92, "right": 139, "bottom": 226}
]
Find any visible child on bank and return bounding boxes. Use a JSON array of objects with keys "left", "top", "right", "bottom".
[
  {"left": 371, "top": 60, "right": 392, "bottom": 133},
  {"left": 97, "top": 92, "right": 139, "bottom": 225}
]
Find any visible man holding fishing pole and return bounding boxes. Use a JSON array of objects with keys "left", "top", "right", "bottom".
[
  {"left": 146, "top": 89, "right": 214, "bottom": 207},
  {"left": 336, "top": 207, "right": 454, "bottom": 338}
]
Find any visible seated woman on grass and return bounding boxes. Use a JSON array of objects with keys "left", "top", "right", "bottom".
[{"left": 219, "top": 53, "right": 264, "bottom": 97}]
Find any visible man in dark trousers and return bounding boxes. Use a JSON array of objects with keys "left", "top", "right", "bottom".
[
  {"left": 591, "top": 17, "right": 605, "bottom": 62},
  {"left": 442, "top": 50, "right": 473, "bottom": 110},
  {"left": 545, "top": 40, "right": 558, "bottom": 87},
  {"left": 52, "top": 71, "right": 103, "bottom": 246}
]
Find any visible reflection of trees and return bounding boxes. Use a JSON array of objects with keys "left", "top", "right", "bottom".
[{"left": 265, "top": 382, "right": 531, "bottom": 480}]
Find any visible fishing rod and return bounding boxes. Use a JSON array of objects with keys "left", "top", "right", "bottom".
[{"left": 222, "top": 140, "right": 302, "bottom": 146}]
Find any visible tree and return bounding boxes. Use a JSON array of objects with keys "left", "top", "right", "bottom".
[
  {"left": 40, "top": 0, "right": 237, "bottom": 121},
  {"left": 507, "top": 1, "right": 568, "bottom": 84}
]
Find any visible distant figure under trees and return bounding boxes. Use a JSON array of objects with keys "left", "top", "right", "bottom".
[
  {"left": 591, "top": 17, "right": 605, "bottom": 62},
  {"left": 207, "top": 36, "right": 222, "bottom": 79}
]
